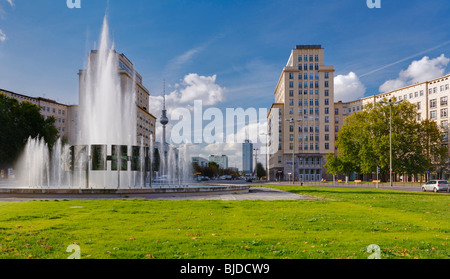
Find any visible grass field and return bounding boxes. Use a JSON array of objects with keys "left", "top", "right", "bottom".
[{"left": 0, "top": 186, "right": 448, "bottom": 259}]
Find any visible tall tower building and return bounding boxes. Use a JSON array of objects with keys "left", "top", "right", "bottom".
[
  {"left": 267, "top": 45, "right": 335, "bottom": 182},
  {"left": 242, "top": 140, "right": 254, "bottom": 175}
]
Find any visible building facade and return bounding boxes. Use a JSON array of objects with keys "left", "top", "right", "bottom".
[
  {"left": 209, "top": 155, "right": 229, "bottom": 170},
  {"left": 242, "top": 139, "right": 254, "bottom": 175},
  {"left": 267, "top": 45, "right": 450, "bottom": 182},
  {"left": 267, "top": 45, "right": 335, "bottom": 181},
  {"left": 1, "top": 89, "right": 71, "bottom": 140},
  {"left": 192, "top": 156, "right": 209, "bottom": 168}
]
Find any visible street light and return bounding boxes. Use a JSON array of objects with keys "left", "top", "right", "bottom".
[
  {"left": 379, "top": 98, "right": 403, "bottom": 187},
  {"left": 286, "top": 117, "right": 300, "bottom": 185}
]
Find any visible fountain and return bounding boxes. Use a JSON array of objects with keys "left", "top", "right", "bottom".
[{"left": 2, "top": 16, "right": 249, "bottom": 196}]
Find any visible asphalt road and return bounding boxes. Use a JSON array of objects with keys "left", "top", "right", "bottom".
[{"left": 201, "top": 180, "right": 450, "bottom": 194}]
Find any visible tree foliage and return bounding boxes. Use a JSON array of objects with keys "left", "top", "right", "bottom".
[
  {"left": 0, "top": 93, "right": 59, "bottom": 169},
  {"left": 331, "top": 98, "right": 447, "bottom": 177}
]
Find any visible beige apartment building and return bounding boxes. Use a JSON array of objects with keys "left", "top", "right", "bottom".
[
  {"left": 267, "top": 45, "right": 335, "bottom": 181},
  {"left": 1, "top": 89, "right": 70, "bottom": 140}
]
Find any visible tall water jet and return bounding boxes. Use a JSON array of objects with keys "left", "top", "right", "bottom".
[{"left": 78, "top": 16, "right": 137, "bottom": 147}]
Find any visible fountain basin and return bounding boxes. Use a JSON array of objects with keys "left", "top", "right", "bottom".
[{"left": 0, "top": 185, "right": 250, "bottom": 195}]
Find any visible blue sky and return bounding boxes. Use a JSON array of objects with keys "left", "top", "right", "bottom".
[
  {"left": 1, "top": 0, "right": 450, "bottom": 168},
  {"left": 1, "top": 0, "right": 449, "bottom": 108}
]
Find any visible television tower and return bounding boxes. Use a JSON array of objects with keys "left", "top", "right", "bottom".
[{"left": 160, "top": 80, "right": 169, "bottom": 176}]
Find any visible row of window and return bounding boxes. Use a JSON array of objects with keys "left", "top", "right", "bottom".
[
  {"left": 430, "top": 108, "right": 448, "bottom": 120},
  {"left": 288, "top": 107, "right": 331, "bottom": 115},
  {"left": 42, "top": 106, "right": 66, "bottom": 115},
  {"left": 289, "top": 98, "right": 330, "bottom": 106},
  {"left": 429, "top": 97, "right": 448, "bottom": 108},
  {"left": 288, "top": 90, "right": 330, "bottom": 97},
  {"left": 288, "top": 143, "right": 331, "bottom": 151},
  {"left": 289, "top": 81, "right": 330, "bottom": 89},
  {"left": 429, "top": 84, "right": 449, "bottom": 95},
  {"left": 298, "top": 55, "right": 320, "bottom": 63}
]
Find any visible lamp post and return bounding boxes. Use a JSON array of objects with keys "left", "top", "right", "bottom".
[
  {"left": 379, "top": 99, "right": 403, "bottom": 187},
  {"left": 286, "top": 118, "right": 300, "bottom": 185}
]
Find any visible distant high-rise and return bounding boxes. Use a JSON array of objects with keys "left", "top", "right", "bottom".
[{"left": 242, "top": 140, "right": 253, "bottom": 175}]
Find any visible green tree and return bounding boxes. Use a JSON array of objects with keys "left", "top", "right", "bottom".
[
  {"left": 255, "top": 162, "right": 266, "bottom": 179},
  {"left": 0, "top": 93, "right": 59, "bottom": 169},
  {"left": 333, "top": 98, "right": 447, "bottom": 179}
]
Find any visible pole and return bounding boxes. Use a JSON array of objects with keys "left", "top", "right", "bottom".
[
  {"left": 292, "top": 140, "right": 295, "bottom": 185},
  {"left": 390, "top": 102, "right": 393, "bottom": 187}
]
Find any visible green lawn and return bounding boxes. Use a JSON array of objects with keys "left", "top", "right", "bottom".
[{"left": 0, "top": 186, "right": 448, "bottom": 259}]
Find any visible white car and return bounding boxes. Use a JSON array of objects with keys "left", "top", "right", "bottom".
[{"left": 421, "top": 180, "right": 450, "bottom": 193}]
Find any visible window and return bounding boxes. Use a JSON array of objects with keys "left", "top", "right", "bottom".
[
  {"left": 430, "top": 110, "right": 437, "bottom": 120},
  {"left": 441, "top": 108, "right": 448, "bottom": 118},
  {"left": 325, "top": 116, "right": 329, "bottom": 123},
  {"left": 325, "top": 81, "right": 329, "bottom": 88},
  {"left": 417, "top": 102, "right": 421, "bottom": 110},
  {"left": 325, "top": 72, "right": 329, "bottom": 79},
  {"left": 335, "top": 108, "right": 339, "bottom": 115},
  {"left": 325, "top": 108, "right": 329, "bottom": 114},
  {"left": 289, "top": 125, "right": 294, "bottom": 132},
  {"left": 325, "top": 134, "right": 330, "bottom": 141},
  {"left": 309, "top": 55, "right": 313, "bottom": 62},
  {"left": 315, "top": 55, "right": 319, "bottom": 62},
  {"left": 420, "top": 90, "right": 424, "bottom": 96},
  {"left": 325, "top": 125, "right": 329, "bottom": 132},
  {"left": 415, "top": 92, "right": 418, "bottom": 98},
  {"left": 289, "top": 73, "right": 294, "bottom": 79},
  {"left": 325, "top": 143, "right": 330, "bottom": 150},
  {"left": 325, "top": 90, "right": 329, "bottom": 97},
  {"left": 289, "top": 82, "right": 294, "bottom": 88},
  {"left": 289, "top": 90, "right": 294, "bottom": 97},
  {"left": 298, "top": 56, "right": 302, "bottom": 62},
  {"left": 430, "top": 99, "right": 437, "bottom": 108},
  {"left": 298, "top": 99, "right": 303, "bottom": 106},
  {"left": 409, "top": 93, "right": 413, "bottom": 99},
  {"left": 441, "top": 97, "right": 448, "bottom": 107},
  {"left": 289, "top": 99, "right": 294, "bottom": 106},
  {"left": 325, "top": 99, "right": 329, "bottom": 106}
]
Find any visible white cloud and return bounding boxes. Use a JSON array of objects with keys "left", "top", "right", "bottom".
[
  {"left": 149, "top": 73, "right": 225, "bottom": 115},
  {"left": 334, "top": 72, "right": 366, "bottom": 102},
  {"left": 0, "top": 29, "right": 6, "bottom": 42},
  {"left": 6, "top": 0, "right": 14, "bottom": 7},
  {"left": 379, "top": 54, "right": 450, "bottom": 93}
]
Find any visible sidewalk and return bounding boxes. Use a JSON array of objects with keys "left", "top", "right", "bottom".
[{"left": 262, "top": 181, "right": 427, "bottom": 192}]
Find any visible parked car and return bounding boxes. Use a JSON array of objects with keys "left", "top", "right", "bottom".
[{"left": 421, "top": 180, "right": 450, "bottom": 193}]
